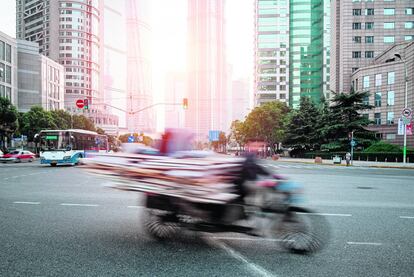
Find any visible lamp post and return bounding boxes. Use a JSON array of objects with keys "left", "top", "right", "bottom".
[{"left": 394, "top": 53, "right": 408, "bottom": 164}]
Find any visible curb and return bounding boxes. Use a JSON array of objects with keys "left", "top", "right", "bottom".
[{"left": 272, "top": 159, "right": 414, "bottom": 169}]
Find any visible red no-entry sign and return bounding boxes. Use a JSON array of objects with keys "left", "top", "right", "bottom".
[{"left": 76, "top": 99, "right": 84, "bottom": 109}]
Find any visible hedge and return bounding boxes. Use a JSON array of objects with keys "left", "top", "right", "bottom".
[{"left": 302, "top": 152, "right": 414, "bottom": 163}]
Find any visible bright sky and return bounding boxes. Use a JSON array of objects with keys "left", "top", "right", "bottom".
[{"left": 0, "top": 0, "right": 254, "bottom": 130}]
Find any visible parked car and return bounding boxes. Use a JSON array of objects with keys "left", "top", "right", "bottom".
[
  {"left": 0, "top": 150, "right": 36, "bottom": 163},
  {"left": 0, "top": 150, "right": 3, "bottom": 157}
]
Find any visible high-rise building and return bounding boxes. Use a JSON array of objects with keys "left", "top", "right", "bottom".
[
  {"left": 126, "top": 0, "right": 154, "bottom": 133},
  {"left": 331, "top": 0, "right": 414, "bottom": 95},
  {"left": 103, "top": 0, "right": 127, "bottom": 134},
  {"left": 0, "top": 31, "right": 17, "bottom": 106},
  {"left": 16, "top": 0, "right": 118, "bottom": 131},
  {"left": 17, "top": 39, "right": 64, "bottom": 112},
  {"left": 231, "top": 77, "right": 251, "bottom": 122},
  {"left": 254, "top": 0, "right": 330, "bottom": 108},
  {"left": 186, "top": 0, "right": 228, "bottom": 141}
]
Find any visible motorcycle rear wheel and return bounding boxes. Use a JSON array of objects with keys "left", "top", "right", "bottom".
[
  {"left": 276, "top": 207, "right": 329, "bottom": 254},
  {"left": 145, "top": 209, "right": 180, "bottom": 240}
]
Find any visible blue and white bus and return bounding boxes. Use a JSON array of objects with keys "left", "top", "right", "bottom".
[{"left": 38, "top": 129, "right": 108, "bottom": 166}]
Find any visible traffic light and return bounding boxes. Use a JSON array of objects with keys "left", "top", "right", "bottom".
[
  {"left": 84, "top": 99, "right": 89, "bottom": 110},
  {"left": 183, "top": 98, "right": 188, "bottom": 110}
]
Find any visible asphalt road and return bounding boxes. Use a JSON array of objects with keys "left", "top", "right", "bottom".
[{"left": 0, "top": 160, "right": 413, "bottom": 277}]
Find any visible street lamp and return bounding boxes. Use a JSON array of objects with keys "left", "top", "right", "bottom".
[{"left": 394, "top": 53, "right": 408, "bottom": 164}]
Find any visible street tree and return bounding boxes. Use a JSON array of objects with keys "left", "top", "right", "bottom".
[
  {"left": 228, "top": 120, "right": 247, "bottom": 151},
  {"left": 71, "top": 114, "right": 96, "bottom": 131},
  {"left": 243, "top": 101, "right": 289, "bottom": 154},
  {"left": 50, "top": 109, "right": 72, "bottom": 129},
  {"left": 284, "top": 97, "right": 322, "bottom": 152},
  {"left": 0, "top": 97, "right": 18, "bottom": 149},
  {"left": 320, "top": 90, "right": 376, "bottom": 151},
  {"left": 19, "top": 106, "right": 57, "bottom": 142}
]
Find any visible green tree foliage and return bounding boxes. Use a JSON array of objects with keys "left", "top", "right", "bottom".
[
  {"left": 228, "top": 120, "right": 247, "bottom": 150},
  {"left": 284, "top": 97, "right": 322, "bottom": 152},
  {"left": 363, "top": 141, "right": 402, "bottom": 153},
  {"left": 0, "top": 97, "right": 18, "bottom": 148},
  {"left": 19, "top": 106, "right": 57, "bottom": 142},
  {"left": 320, "top": 90, "right": 376, "bottom": 151},
  {"left": 211, "top": 131, "right": 227, "bottom": 153},
  {"left": 71, "top": 114, "right": 96, "bottom": 131},
  {"left": 243, "top": 101, "right": 289, "bottom": 153},
  {"left": 50, "top": 110, "right": 72, "bottom": 129}
]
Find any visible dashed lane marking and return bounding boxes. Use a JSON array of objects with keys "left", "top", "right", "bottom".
[
  {"left": 212, "top": 237, "right": 292, "bottom": 242},
  {"left": 301, "top": 212, "right": 352, "bottom": 217},
  {"left": 346, "top": 242, "right": 383, "bottom": 246},
  {"left": 60, "top": 203, "right": 99, "bottom": 207},
  {"left": 399, "top": 216, "right": 414, "bottom": 219},
  {"left": 13, "top": 201, "right": 40, "bottom": 205},
  {"left": 207, "top": 238, "right": 277, "bottom": 277},
  {"left": 127, "top": 205, "right": 143, "bottom": 209}
]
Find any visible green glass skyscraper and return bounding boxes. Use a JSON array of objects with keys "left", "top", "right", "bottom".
[
  {"left": 254, "top": 0, "right": 330, "bottom": 108},
  {"left": 289, "top": 0, "right": 325, "bottom": 108}
]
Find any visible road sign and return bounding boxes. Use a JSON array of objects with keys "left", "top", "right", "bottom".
[
  {"left": 350, "top": 140, "right": 356, "bottom": 147},
  {"left": 76, "top": 99, "right": 84, "bottom": 109},
  {"left": 209, "top": 130, "right": 220, "bottom": 142},
  {"left": 127, "top": 136, "right": 135, "bottom": 143},
  {"left": 407, "top": 123, "right": 413, "bottom": 135},
  {"left": 402, "top": 116, "right": 411, "bottom": 125},
  {"left": 402, "top": 108, "right": 412, "bottom": 119}
]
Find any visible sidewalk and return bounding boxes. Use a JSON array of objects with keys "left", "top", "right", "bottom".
[{"left": 269, "top": 157, "right": 414, "bottom": 169}]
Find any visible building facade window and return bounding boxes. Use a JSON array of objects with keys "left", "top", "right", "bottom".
[
  {"left": 363, "top": 76, "right": 370, "bottom": 88},
  {"left": 405, "top": 35, "right": 414, "bottom": 41},
  {"left": 384, "top": 8, "right": 395, "bottom": 15},
  {"left": 387, "top": 112, "right": 394, "bottom": 125},
  {"left": 353, "top": 9, "right": 362, "bottom": 16},
  {"left": 363, "top": 95, "right": 369, "bottom": 105},
  {"left": 375, "top": 74, "right": 382, "bottom": 86},
  {"left": 375, "top": 113, "right": 381, "bottom": 125},
  {"left": 384, "top": 36, "right": 395, "bottom": 43},
  {"left": 365, "top": 8, "right": 374, "bottom": 15},
  {"left": 365, "top": 22, "right": 374, "bottom": 29},
  {"left": 387, "top": 91, "right": 394, "bottom": 106},
  {"left": 375, "top": 92, "right": 382, "bottom": 107},
  {"left": 365, "top": 36, "right": 374, "bottom": 43},
  {"left": 365, "top": 51, "right": 374, "bottom": 58},
  {"left": 353, "top": 22, "right": 362, "bottom": 29},
  {"left": 406, "top": 8, "right": 414, "bottom": 15},
  {"left": 384, "top": 22, "right": 395, "bottom": 29},
  {"left": 405, "top": 22, "right": 414, "bottom": 29},
  {"left": 353, "top": 36, "right": 362, "bottom": 43},
  {"left": 387, "top": 72, "right": 395, "bottom": 84},
  {"left": 352, "top": 51, "right": 362, "bottom": 58},
  {"left": 386, "top": 133, "right": 396, "bottom": 140}
]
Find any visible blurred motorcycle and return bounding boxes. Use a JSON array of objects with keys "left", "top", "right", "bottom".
[{"left": 144, "top": 154, "right": 330, "bottom": 254}]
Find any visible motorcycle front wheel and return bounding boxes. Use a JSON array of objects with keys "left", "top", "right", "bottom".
[{"left": 275, "top": 207, "right": 330, "bottom": 254}]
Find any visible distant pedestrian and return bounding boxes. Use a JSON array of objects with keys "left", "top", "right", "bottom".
[{"left": 345, "top": 152, "right": 351, "bottom": 166}]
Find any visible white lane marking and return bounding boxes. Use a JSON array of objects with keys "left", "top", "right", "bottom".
[
  {"left": 399, "top": 216, "right": 414, "bottom": 219},
  {"left": 298, "top": 212, "right": 352, "bottom": 217},
  {"left": 346, "top": 242, "right": 382, "bottom": 246},
  {"left": 212, "top": 237, "right": 292, "bottom": 242},
  {"left": 13, "top": 201, "right": 40, "bottom": 205},
  {"left": 127, "top": 205, "right": 143, "bottom": 209},
  {"left": 60, "top": 203, "right": 99, "bottom": 207},
  {"left": 207, "top": 238, "right": 276, "bottom": 277}
]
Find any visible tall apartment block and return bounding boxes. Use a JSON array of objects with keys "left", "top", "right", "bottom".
[
  {"left": 0, "top": 31, "right": 18, "bottom": 106},
  {"left": 254, "top": 0, "right": 330, "bottom": 108},
  {"left": 331, "top": 0, "right": 414, "bottom": 94},
  {"left": 186, "top": 0, "right": 228, "bottom": 141},
  {"left": 16, "top": 0, "right": 118, "bottom": 131}
]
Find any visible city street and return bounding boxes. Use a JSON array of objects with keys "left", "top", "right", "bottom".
[{"left": 0, "top": 161, "right": 413, "bottom": 277}]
